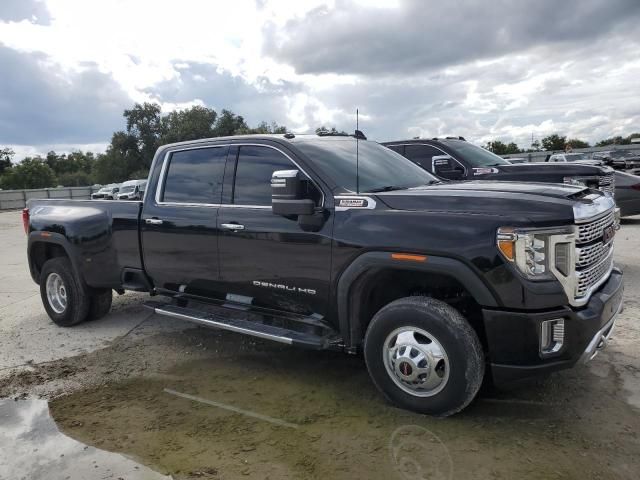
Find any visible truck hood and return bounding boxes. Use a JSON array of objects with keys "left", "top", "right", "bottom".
[
  {"left": 483, "top": 162, "right": 608, "bottom": 176},
  {"left": 375, "top": 180, "right": 590, "bottom": 224}
]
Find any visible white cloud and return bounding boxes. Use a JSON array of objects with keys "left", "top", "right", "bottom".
[{"left": 0, "top": 0, "right": 639, "bottom": 154}]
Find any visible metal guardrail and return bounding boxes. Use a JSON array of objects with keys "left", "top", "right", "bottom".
[{"left": 0, "top": 186, "right": 99, "bottom": 210}]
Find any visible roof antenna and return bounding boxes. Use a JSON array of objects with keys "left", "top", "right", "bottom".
[{"left": 356, "top": 108, "right": 360, "bottom": 194}]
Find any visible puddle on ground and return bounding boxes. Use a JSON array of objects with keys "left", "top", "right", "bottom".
[
  {"left": 0, "top": 398, "right": 169, "bottom": 480},
  {"left": 35, "top": 346, "right": 640, "bottom": 480}
]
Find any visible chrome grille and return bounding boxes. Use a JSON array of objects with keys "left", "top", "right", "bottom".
[
  {"left": 576, "top": 241, "right": 613, "bottom": 267},
  {"left": 598, "top": 173, "right": 615, "bottom": 196},
  {"left": 577, "top": 210, "right": 615, "bottom": 243},
  {"left": 576, "top": 250, "right": 614, "bottom": 298},
  {"left": 574, "top": 208, "right": 615, "bottom": 301}
]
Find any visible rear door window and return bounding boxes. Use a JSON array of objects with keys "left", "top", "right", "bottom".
[{"left": 162, "top": 146, "right": 229, "bottom": 204}]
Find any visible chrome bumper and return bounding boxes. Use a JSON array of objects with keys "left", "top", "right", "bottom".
[{"left": 580, "top": 300, "right": 622, "bottom": 364}]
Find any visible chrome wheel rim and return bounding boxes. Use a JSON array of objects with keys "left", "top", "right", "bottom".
[
  {"left": 46, "top": 273, "right": 67, "bottom": 314},
  {"left": 383, "top": 327, "right": 450, "bottom": 397}
]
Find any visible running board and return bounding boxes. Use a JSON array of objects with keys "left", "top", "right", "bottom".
[{"left": 147, "top": 302, "right": 338, "bottom": 350}]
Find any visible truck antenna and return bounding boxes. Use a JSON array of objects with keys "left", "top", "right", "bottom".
[{"left": 356, "top": 108, "right": 360, "bottom": 194}]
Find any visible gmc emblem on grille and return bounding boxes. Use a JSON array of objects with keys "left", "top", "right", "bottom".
[{"left": 603, "top": 224, "right": 615, "bottom": 244}]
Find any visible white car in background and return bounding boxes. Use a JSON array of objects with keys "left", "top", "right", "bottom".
[
  {"left": 116, "top": 180, "right": 147, "bottom": 200},
  {"left": 91, "top": 183, "right": 121, "bottom": 200},
  {"left": 547, "top": 153, "right": 603, "bottom": 166}
]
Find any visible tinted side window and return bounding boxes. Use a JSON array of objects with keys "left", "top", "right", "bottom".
[
  {"left": 162, "top": 147, "right": 228, "bottom": 203},
  {"left": 233, "top": 146, "right": 297, "bottom": 206},
  {"left": 403, "top": 144, "right": 445, "bottom": 171}
]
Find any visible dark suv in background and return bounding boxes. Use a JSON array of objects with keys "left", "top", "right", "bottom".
[
  {"left": 593, "top": 150, "right": 640, "bottom": 171},
  {"left": 383, "top": 137, "right": 616, "bottom": 197}
]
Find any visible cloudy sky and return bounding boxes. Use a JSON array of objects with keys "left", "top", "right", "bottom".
[{"left": 1, "top": 0, "right": 639, "bottom": 158}]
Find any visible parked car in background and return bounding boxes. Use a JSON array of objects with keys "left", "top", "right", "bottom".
[
  {"left": 382, "top": 138, "right": 615, "bottom": 196},
  {"left": 613, "top": 171, "right": 640, "bottom": 217},
  {"left": 547, "top": 153, "right": 603, "bottom": 166},
  {"left": 593, "top": 150, "right": 640, "bottom": 171},
  {"left": 91, "top": 183, "right": 120, "bottom": 200},
  {"left": 116, "top": 180, "right": 147, "bottom": 200}
]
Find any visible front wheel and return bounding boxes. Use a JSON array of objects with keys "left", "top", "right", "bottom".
[{"left": 364, "top": 296, "right": 484, "bottom": 416}]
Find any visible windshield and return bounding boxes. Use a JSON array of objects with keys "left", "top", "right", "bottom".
[
  {"left": 295, "top": 138, "right": 438, "bottom": 192},
  {"left": 439, "top": 139, "right": 511, "bottom": 167},
  {"left": 119, "top": 185, "right": 136, "bottom": 193}
]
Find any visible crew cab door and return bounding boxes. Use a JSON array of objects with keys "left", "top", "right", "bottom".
[
  {"left": 217, "top": 144, "right": 332, "bottom": 317},
  {"left": 141, "top": 145, "right": 229, "bottom": 296}
]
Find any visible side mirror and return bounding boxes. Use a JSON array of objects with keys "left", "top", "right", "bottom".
[
  {"left": 271, "top": 170, "right": 315, "bottom": 216},
  {"left": 432, "top": 155, "right": 464, "bottom": 180}
]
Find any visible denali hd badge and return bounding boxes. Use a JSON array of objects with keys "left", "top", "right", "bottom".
[
  {"left": 252, "top": 281, "right": 316, "bottom": 295},
  {"left": 473, "top": 167, "right": 499, "bottom": 175},
  {"left": 338, "top": 198, "right": 367, "bottom": 208}
]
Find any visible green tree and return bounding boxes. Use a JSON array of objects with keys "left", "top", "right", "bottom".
[
  {"left": 213, "top": 109, "right": 249, "bottom": 137},
  {"left": 541, "top": 134, "right": 567, "bottom": 151},
  {"left": 0, "top": 157, "right": 56, "bottom": 189},
  {"left": 57, "top": 171, "right": 93, "bottom": 187},
  {"left": 596, "top": 136, "right": 624, "bottom": 147},
  {"left": 596, "top": 133, "right": 640, "bottom": 146},
  {"left": 566, "top": 138, "right": 590, "bottom": 149},
  {"left": 0, "top": 147, "right": 14, "bottom": 175},
  {"left": 316, "top": 126, "right": 348, "bottom": 135},
  {"left": 45, "top": 150, "right": 96, "bottom": 180},
  {"left": 124, "top": 103, "right": 164, "bottom": 169},
  {"left": 92, "top": 131, "right": 140, "bottom": 184},
  {"left": 248, "top": 121, "right": 287, "bottom": 134},
  {"left": 161, "top": 106, "right": 217, "bottom": 144},
  {"left": 485, "top": 140, "right": 521, "bottom": 155}
]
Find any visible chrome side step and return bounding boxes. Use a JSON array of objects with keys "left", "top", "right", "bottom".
[{"left": 147, "top": 302, "right": 338, "bottom": 350}]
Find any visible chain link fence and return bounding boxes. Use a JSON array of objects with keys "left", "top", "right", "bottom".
[{"left": 0, "top": 186, "right": 100, "bottom": 210}]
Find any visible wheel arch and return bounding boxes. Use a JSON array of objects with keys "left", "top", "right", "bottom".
[
  {"left": 336, "top": 252, "right": 499, "bottom": 350},
  {"left": 28, "top": 233, "right": 81, "bottom": 285}
]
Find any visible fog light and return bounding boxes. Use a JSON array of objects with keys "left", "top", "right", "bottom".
[{"left": 540, "top": 319, "right": 565, "bottom": 356}]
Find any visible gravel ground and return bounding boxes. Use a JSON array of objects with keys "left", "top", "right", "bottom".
[{"left": 0, "top": 209, "right": 638, "bottom": 480}]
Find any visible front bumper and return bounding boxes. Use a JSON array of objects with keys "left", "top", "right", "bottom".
[{"left": 484, "top": 267, "right": 623, "bottom": 384}]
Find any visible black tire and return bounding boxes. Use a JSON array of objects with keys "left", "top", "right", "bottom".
[
  {"left": 87, "top": 288, "right": 113, "bottom": 321},
  {"left": 39, "top": 257, "right": 91, "bottom": 327},
  {"left": 364, "top": 296, "right": 484, "bottom": 417}
]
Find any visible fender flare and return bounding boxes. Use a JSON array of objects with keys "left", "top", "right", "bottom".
[
  {"left": 27, "top": 232, "right": 82, "bottom": 284},
  {"left": 336, "top": 252, "right": 499, "bottom": 348}
]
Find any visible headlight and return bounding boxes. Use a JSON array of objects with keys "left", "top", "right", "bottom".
[{"left": 497, "top": 227, "right": 575, "bottom": 280}]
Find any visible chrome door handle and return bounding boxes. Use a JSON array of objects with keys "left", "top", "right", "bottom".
[
  {"left": 221, "top": 223, "right": 245, "bottom": 231},
  {"left": 145, "top": 218, "right": 164, "bottom": 225}
]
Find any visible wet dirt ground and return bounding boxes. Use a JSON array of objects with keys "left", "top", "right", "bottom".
[{"left": 1, "top": 210, "right": 639, "bottom": 479}]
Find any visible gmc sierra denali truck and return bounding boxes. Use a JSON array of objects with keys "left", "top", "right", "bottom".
[
  {"left": 383, "top": 137, "right": 616, "bottom": 196},
  {"left": 24, "top": 134, "right": 624, "bottom": 416}
]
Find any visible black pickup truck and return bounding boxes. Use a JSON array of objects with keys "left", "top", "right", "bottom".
[
  {"left": 24, "top": 134, "right": 624, "bottom": 416},
  {"left": 383, "top": 138, "right": 616, "bottom": 196}
]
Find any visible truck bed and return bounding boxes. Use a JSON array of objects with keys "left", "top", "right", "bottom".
[{"left": 27, "top": 199, "right": 143, "bottom": 289}]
